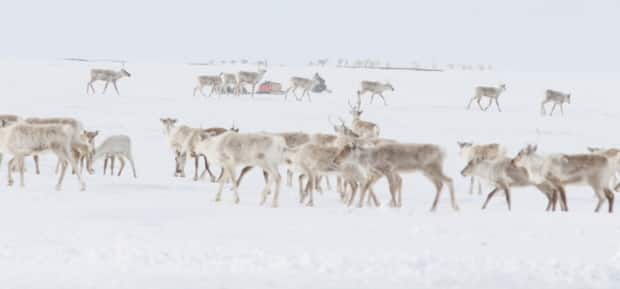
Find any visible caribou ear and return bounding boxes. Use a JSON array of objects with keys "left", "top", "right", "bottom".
[
  {"left": 531, "top": 145, "right": 538, "bottom": 152},
  {"left": 94, "top": 130, "right": 99, "bottom": 136}
]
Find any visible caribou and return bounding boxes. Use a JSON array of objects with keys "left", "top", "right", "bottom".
[
  {"left": 192, "top": 131, "right": 287, "bottom": 207},
  {"left": 332, "top": 142, "right": 459, "bottom": 211},
  {"left": 346, "top": 96, "right": 380, "bottom": 138},
  {"left": 358, "top": 81, "right": 394, "bottom": 105},
  {"left": 461, "top": 157, "right": 561, "bottom": 211},
  {"left": 512, "top": 145, "right": 615, "bottom": 213},
  {"left": 457, "top": 142, "right": 507, "bottom": 194},
  {"left": 92, "top": 135, "right": 137, "bottom": 178},
  {"left": 193, "top": 75, "right": 224, "bottom": 97},
  {"left": 284, "top": 73, "right": 320, "bottom": 101},
  {"left": 541, "top": 89, "right": 571, "bottom": 116},
  {"left": 221, "top": 73, "right": 238, "bottom": 94},
  {"left": 86, "top": 68, "right": 131, "bottom": 95},
  {"left": 467, "top": 84, "right": 506, "bottom": 112},
  {"left": 0, "top": 120, "right": 86, "bottom": 191},
  {"left": 235, "top": 69, "right": 267, "bottom": 97}
]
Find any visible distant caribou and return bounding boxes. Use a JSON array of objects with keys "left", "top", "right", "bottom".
[
  {"left": 541, "top": 89, "right": 571, "bottom": 116},
  {"left": 236, "top": 69, "right": 267, "bottom": 97},
  {"left": 193, "top": 75, "right": 223, "bottom": 97},
  {"left": 221, "top": 73, "right": 238, "bottom": 94},
  {"left": 467, "top": 84, "right": 506, "bottom": 112},
  {"left": 358, "top": 81, "right": 394, "bottom": 105},
  {"left": 285, "top": 73, "right": 320, "bottom": 101},
  {"left": 86, "top": 68, "right": 131, "bottom": 95}
]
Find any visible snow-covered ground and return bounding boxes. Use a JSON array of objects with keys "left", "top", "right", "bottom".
[{"left": 1, "top": 58, "right": 620, "bottom": 289}]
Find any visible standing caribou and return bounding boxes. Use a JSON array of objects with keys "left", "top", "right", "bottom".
[
  {"left": 86, "top": 68, "right": 131, "bottom": 95},
  {"left": 358, "top": 81, "right": 394, "bottom": 105},
  {"left": 467, "top": 84, "right": 506, "bottom": 112},
  {"left": 541, "top": 89, "right": 571, "bottom": 116},
  {"left": 236, "top": 69, "right": 267, "bottom": 97}
]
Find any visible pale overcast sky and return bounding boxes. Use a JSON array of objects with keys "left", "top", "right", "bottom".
[{"left": 0, "top": 0, "right": 618, "bottom": 71}]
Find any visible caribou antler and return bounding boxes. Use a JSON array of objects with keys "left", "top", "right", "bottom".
[
  {"left": 347, "top": 99, "right": 356, "bottom": 110},
  {"left": 348, "top": 95, "right": 362, "bottom": 112},
  {"left": 328, "top": 115, "right": 339, "bottom": 126}
]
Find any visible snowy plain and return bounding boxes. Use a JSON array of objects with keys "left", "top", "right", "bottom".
[{"left": 1, "top": 58, "right": 620, "bottom": 289}]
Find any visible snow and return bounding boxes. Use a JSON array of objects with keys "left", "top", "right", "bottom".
[{"left": 1, "top": 58, "right": 620, "bottom": 289}]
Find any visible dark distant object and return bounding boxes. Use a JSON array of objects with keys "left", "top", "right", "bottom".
[
  {"left": 257, "top": 81, "right": 284, "bottom": 94},
  {"left": 311, "top": 73, "right": 331, "bottom": 93}
]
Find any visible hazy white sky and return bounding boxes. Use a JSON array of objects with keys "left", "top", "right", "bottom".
[{"left": 1, "top": 0, "right": 618, "bottom": 71}]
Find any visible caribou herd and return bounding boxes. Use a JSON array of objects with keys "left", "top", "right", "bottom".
[{"left": 0, "top": 66, "right": 594, "bottom": 214}]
